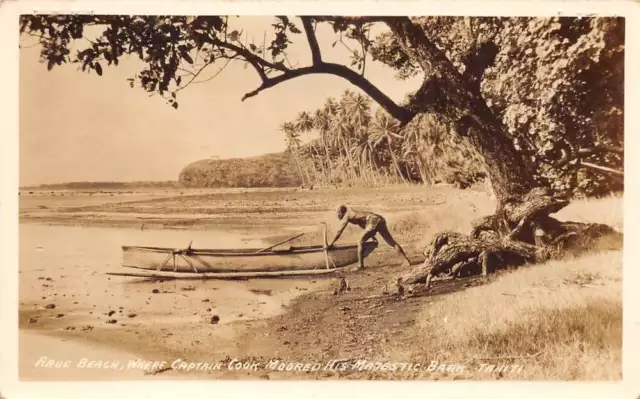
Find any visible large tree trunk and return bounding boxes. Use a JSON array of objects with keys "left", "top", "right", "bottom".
[
  {"left": 387, "top": 18, "right": 535, "bottom": 205},
  {"left": 380, "top": 18, "right": 622, "bottom": 294}
]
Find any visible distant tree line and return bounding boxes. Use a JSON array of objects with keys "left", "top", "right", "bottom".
[{"left": 282, "top": 90, "right": 485, "bottom": 189}]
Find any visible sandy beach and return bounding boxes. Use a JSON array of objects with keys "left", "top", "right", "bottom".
[{"left": 18, "top": 185, "right": 623, "bottom": 381}]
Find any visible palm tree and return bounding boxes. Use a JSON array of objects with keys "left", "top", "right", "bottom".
[
  {"left": 402, "top": 119, "right": 432, "bottom": 184},
  {"left": 369, "top": 109, "right": 407, "bottom": 183},
  {"left": 294, "top": 111, "right": 328, "bottom": 184},
  {"left": 281, "top": 122, "right": 309, "bottom": 186}
]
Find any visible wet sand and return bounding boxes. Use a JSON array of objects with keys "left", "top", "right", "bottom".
[{"left": 18, "top": 185, "right": 494, "bottom": 380}]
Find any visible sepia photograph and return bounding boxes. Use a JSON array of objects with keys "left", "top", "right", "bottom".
[{"left": 2, "top": 0, "right": 637, "bottom": 395}]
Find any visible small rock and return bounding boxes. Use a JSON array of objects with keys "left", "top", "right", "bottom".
[
  {"left": 63, "top": 326, "right": 76, "bottom": 331},
  {"left": 127, "top": 313, "right": 137, "bottom": 318},
  {"left": 106, "top": 319, "right": 117, "bottom": 324},
  {"left": 205, "top": 308, "right": 212, "bottom": 312},
  {"left": 28, "top": 317, "right": 38, "bottom": 324},
  {"left": 44, "top": 304, "right": 56, "bottom": 309},
  {"left": 81, "top": 325, "right": 93, "bottom": 331},
  {"left": 209, "top": 315, "right": 220, "bottom": 324},
  {"left": 152, "top": 289, "right": 160, "bottom": 294},
  {"left": 55, "top": 313, "right": 65, "bottom": 318},
  {"left": 73, "top": 301, "right": 79, "bottom": 304},
  {"left": 202, "top": 299, "right": 210, "bottom": 302},
  {"left": 107, "top": 310, "right": 116, "bottom": 316}
]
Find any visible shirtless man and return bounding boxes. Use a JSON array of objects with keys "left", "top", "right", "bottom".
[{"left": 326, "top": 205, "right": 411, "bottom": 269}]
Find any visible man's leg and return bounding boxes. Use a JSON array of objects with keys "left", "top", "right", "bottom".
[
  {"left": 378, "top": 222, "right": 411, "bottom": 267},
  {"left": 358, "top": 228, "right": 377, "bottom": 269}
]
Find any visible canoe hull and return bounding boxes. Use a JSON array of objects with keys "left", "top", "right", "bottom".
[{"left": 121, "top": 241, "right": 378, "bottom": 273}]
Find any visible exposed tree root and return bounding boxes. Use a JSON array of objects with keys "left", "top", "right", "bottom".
[{"left": 391, "top": 188, "right": 622, "bottom": 294}]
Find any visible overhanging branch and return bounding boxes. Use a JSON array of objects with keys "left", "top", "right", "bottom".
[
  {"left": 241, "top": 62, "right": 415, "bottom": 124},
  {"left": 211, "top": 37, "right": 287, "bottom": 74}
]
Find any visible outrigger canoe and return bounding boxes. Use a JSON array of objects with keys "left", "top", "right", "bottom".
[{"left": 106, "top": 241, "right": 378, "bottom": 280}]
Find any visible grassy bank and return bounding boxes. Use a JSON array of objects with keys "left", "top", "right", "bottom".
[
  {"left": 231, "top": 193, "right": 622, "bottom": 381},
  {"left": 385, "top": 195, "right": 623, "bottom": 380},
  {"left": 409, "top": 251, "right": 621, "bottom": 380}
]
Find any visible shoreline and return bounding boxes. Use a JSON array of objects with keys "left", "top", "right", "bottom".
[{"left": 16, "top": 187, "right": 622, "bottom": 380}]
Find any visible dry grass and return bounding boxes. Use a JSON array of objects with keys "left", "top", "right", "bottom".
[
  {"left": 556, "top": 192, "right": 623, "bottom": 231},
  {"left": 384, "top": 194, "right": 623, "bottom": 380}
]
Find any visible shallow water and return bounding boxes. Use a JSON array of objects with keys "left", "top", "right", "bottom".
[
  {"left": 19, "top": 224, "right": 319, "bottom": 329},
  {"left": 20, "top": 223, "right": 265, "bottom": 273}
]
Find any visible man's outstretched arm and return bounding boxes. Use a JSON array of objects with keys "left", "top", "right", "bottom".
[{"left": 327, "top": 219, "right": 349, "bottom": 248}]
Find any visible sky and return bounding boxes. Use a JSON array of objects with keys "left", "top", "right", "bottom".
[{"left": 19, "top": 16, "right": 422, "bottom": 186}]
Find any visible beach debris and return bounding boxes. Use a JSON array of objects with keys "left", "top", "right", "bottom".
[
  {"left": 333, "top": 277, "right": 351, "bottom": 296},
  {"left": 152, "top": 289, "right": 160, "bottom": 294},
  {"left": 81, "top": 325, "right": 94, "bottom": 331},
  {"left": 202, "top": 299, "right": 210, "bottom": 302},
  {"left": 205, "top": 308, "right": 212, "bottom": 312},
  {"left": 44, "top": 303, "right": 56, "bottom": 309},
  {"left": 237, "top": 313, "right": 244, "bottom": 318},
  {"left": 107, "top": 310, "right": 116, "bottom": 316},
  {"left": 249, "top": 289, "right": 273, "bottom": 296},
  {"left": 28, "top": 317, "right": 38, "bottom": 324},
  {"left": 276, "top": 326, "right": 288, "bottom": 332},
  {"left": 209, "top": 315, "right": 220, "bottom": 324},
  {"left": 55, "top": 313, "right": 65, "bottom": 318},
  {"left": 181, "top": 286, "right": 196, "bottom": 291},
  {"left": 63, "top": 326, "right": 76, "bottom": 331},
  {"left": 127, "top": 313, "right": 137, "bottom": 318},
  {"left": 106, "top": 319, "right": 118, "bottom": 324}
]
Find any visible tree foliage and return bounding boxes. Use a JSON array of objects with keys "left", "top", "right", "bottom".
[
  {"left": 371, "top": 16, "right": 624, "bottom": 196},
  {"left": 22, "top": 14, "right": 625, "bottom": 291},
  {"left": 284, "top": 90, "right": 485, "bottom": 188},
  {"left": 21, "top": 15, "right": 623, "bottom": 197},
  {"left": 179, "top": 152, "right": 302, "bottom": 188}
]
